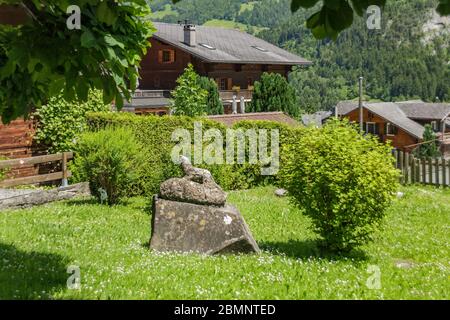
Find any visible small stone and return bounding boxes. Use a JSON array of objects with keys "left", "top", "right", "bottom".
[
  {"left": 275, "top": 189, "right": 288, "bottom": 197},
  {"left": 394, "top": 259, "right": 415, "bottom": 269},
  {"left": 396, "top": 192, "right": 404, "bottom": 199}
]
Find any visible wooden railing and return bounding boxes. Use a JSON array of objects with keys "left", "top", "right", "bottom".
[
  {"left": 393, "top": 150, "right": 449, "bottom": 186},
  {"left": 219, "top": 89, "right": 253, "bottom": 101},
  {"left": 0, "top": 152, "right": 73, "bottom": 188}
]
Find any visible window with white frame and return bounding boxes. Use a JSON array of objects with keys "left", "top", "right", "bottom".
[{"left": 386, "top": 123, "right": 398, "bottom": 136}]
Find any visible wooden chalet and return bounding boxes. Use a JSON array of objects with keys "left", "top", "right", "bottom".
[
  {"left": 124, "top": 22, "right": 312, "bottom": 115},
  {"left": 336, "top": 101, "right": 450, "bottom": 155}
]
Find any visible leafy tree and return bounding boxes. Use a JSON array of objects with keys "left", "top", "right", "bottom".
[
  {"left": 0, "top": 1, "right": 154, "bottom": 122},
  {"left": 279, "top": 119, "right": 400, "bottom": 251},
  {"left": 289, "top": 0, "right": 449, "bottom": 39},
  {"left": 171, "top": 64, "right": 208, "bottom": 116},
  {"left": 249, "top": 72, "right": 300, "bottom": 118},
  {"left": 33, "top": 90, "right": 111, "bottom": 154},
  {"left": 197, "top": 76, "right": 224, "bottom": 115},
  {"left": 414, "top": 124, "right": 441, "bottom": 158},
  {"left": 261, "top": 0, "right": 450, "bottom": 110}
]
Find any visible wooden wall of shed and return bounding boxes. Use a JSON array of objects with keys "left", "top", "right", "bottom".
[
  {"left": 0, "top": 118, "right": 43, "bottom": 178},
  {"left": 345, "top": 108, "right": 420, "bottom": 150}
]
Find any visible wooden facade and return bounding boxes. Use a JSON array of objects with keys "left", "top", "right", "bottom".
[
  {"left": 344, "top": 108, "right": 419, "bottom": 150},
  {"left": 140, "top": 38, "right": 291, "bottom": 93},
  {"left": 0, "top": 119, "right": 41, "bottom": 178}
]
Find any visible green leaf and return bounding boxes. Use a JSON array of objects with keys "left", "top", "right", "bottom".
[
  {"left": 97, "top": 2, "right": 118, "bottom": 26},
  {"left": 104, "top": 35, "right": 125, "bottom": 49},
  {"left": 81, "top": 30, "right": 97, "bottom": 48}
]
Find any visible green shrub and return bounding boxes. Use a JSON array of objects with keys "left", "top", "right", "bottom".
[
  {"left": 249, "top": 72, "right": 300, "bottom": 119},
  {"left": 86, "top": 112, "right": 298, "bottom": 194},
  {"left": 33, "top": 90, "right": 111, "bottom": 154},
  {"left": 73, "top": 127, "right": 144, "bottom": 205},
  {"left": 279, "top": 119, "right": 400, "bottom": 252},
  {"left": 413, "top": 124, "right": 441, "bottom": 159},
  {"left": 198, "top": 76, "right": 224, "bottom": 115}
]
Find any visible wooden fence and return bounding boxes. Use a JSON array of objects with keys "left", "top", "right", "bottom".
[
  {"left": 0, "top": 152, "right": 73, "bottom": 188},
  {"left": 393, "top": 150, "right": 450, "bottom": 187}
]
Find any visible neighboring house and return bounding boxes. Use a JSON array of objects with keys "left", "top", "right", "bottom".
[
  {"left": 301, "top": 111, "right": 333, "bottom": 127},
  {"left": 207, "top": 112, "right": 300, "bottom": 127},
  {"left": 335, "top": 100, "right": 450, "bottom": 153},
  {"left": 123, "top": 22, "right": 311, "bottom": 115}
]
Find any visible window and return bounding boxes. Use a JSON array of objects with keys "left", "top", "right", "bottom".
[
  {"left": 431, "top": 121, "right": 439, "bottom": 132},
  {"left": 251, "top": 45, "right": 268, "bottom": 52},
  {"left": 219, "top": 78, "right": 227, "bottom": 91},
  {"left": 366, "top": 122, "right": 379, "bottom": 135},
  {"left": 199, "top": 43, "right": 216, "bottom": 50},
  {"left": 386, "top": 123, "right": 398, "bottom": 136},
  {"left": 159, "top": 49, "right": 175, "bottom": 64}
]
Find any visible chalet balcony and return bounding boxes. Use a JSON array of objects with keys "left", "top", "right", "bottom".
[{"left": 219, "top": 89, "right": 253, "bottom": 103}]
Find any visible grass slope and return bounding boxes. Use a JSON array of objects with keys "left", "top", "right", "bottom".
[
  {"left": 148, "top": 4, "right": 178, "bottom": 20},
  {"left": 203, "top": 19, "right": 267, "bottom": 33},
  {"left": 0, "top": 186, "right": 449, "bottom": 299}
]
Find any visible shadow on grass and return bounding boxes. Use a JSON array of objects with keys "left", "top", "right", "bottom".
[
  {"left": 260, "top": 240, "right": 369, "bottom": 262},
  {"left": 0, "top": 243, "right": 70, "bottom": 299}
]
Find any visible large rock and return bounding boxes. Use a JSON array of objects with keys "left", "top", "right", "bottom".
[{"left": 150, "top": 196, "right": 260, "bottom": 254}]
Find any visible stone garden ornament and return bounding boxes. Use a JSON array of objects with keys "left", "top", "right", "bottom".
[{"left": 150, "top": 156, "right": 260, "bottom": 255}]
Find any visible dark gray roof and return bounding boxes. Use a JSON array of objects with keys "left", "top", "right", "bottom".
[
  {"left": 336, "top": 100, "right": 450, "bottom": 120},
  {"left": 397, "top": 101, "right": 450, "bottom": 120},
  {"left": 302, "top": 111, "right": 332, "bottom": 127},
  {"left": 365, "top": 103, "right": 425, "bottom": 139},
  {"left": 153, "top": 22, "right": 312, "bottom": 65},
  {"left": 334, "top": 100, "right": 427, "bottom": 139},
  {"left": 124, "top": 97, "right": 170, "bottom": 108},
  {"left": 335, "top": 100, "right": 360, "bottom": 116}
]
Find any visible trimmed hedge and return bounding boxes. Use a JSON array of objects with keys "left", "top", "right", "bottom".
[{"left": 85, "top": 112, "right": 294, "bottom": 195}]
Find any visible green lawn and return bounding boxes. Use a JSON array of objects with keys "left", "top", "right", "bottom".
[
  {"left": 148, "top": 4, "right": 178, "bottom": 20},
  {"left": 0, "top": 186, "right": 449, "bottom": 299},
  {"left": 239, "top": 1, "right": 257, "bottom": 14},
  {"left": 202, "top": 19, "right": 267, "bottom": 34}
]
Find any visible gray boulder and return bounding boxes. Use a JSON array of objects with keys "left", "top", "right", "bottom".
[
  {"left": 159, "top": 156, "right": 227, "bottom": 206},
  {"left": 150, "top": 196, "right": 260, "bottom": 254}
]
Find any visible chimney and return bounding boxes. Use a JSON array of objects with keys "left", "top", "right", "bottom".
[{"left": 183, "top": 24, "right": 196, "bottom": 47}]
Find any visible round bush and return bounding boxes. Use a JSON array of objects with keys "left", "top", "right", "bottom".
[
  {"left": 279, "top": 119, "right": 400, "bottom": 251},
  {"left": 73, "top": 127, "right": 144, "bottom": 205},
  {"left": 33, "top": 90, "right": 110, "bottom": 153}
]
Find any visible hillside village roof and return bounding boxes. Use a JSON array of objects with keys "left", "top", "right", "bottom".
[
  {"left": 365, "top": 102, "right": 425, "bottom": 139},
  {"left": 153, "top": 22, "right": 312, "bottom": 66},
  {"left": 396, "top": 101, "right": 450, "bottom": 120},
  {"left": 335, "top": 100, "right": 450, "bottom": 139},
  {"left": 207, "top": 112, "right": 300, "bottom": 127}
]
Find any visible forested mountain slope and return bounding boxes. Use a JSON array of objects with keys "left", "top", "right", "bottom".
[{"left": 149, "top": 0, "right": 449, "bottom": 113}]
